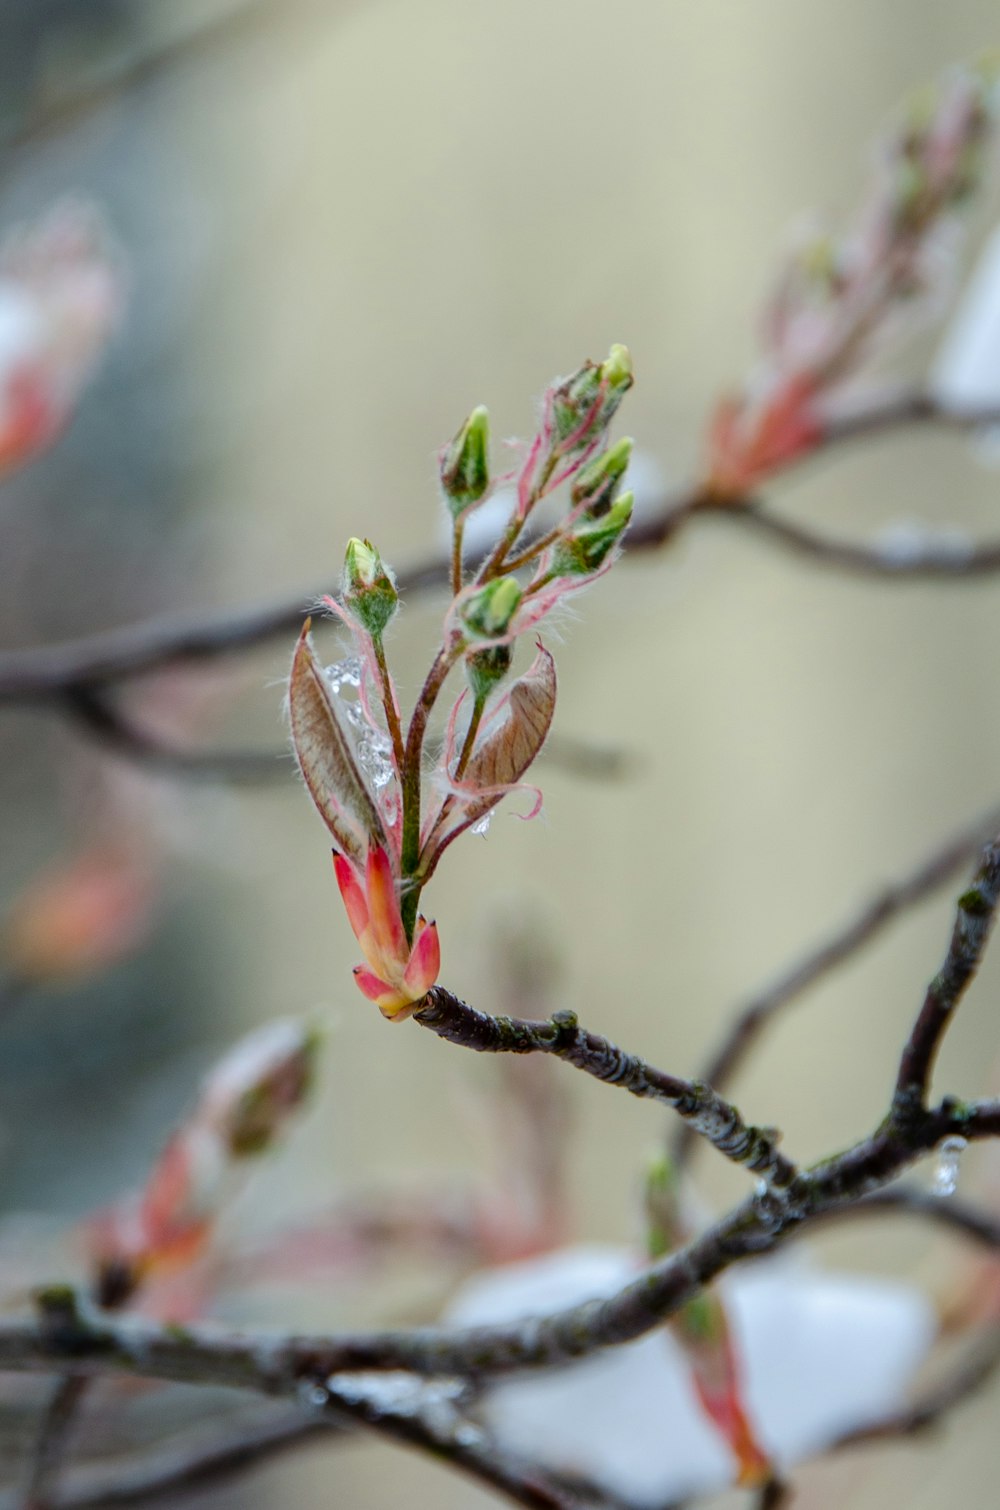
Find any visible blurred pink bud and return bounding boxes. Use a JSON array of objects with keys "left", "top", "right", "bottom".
[
  {"left": 89, "top": 1018, "right": 318, "bottom": 1293},
  {"left": 706, "top": 374, "right": 823, "bottom": 497},
  {"left": 0, "top": 202, "right": 122, "bottom": 478},
  {"left": 3, "top": 846, "right": 156, "bottom": 984}
]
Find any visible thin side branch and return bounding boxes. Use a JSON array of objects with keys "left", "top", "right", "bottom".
[
  {"left": 895, "top": 841, "right": 1000, "bottom": 1114},
  {"left": 830, "top": 1324, "right": 1000, "bottom": 1450},
  {"left": 674, "top": 802, "right": 1000, "bottom": 1165},
  {"left": 63, "top": 686, "right": 290, "bottom": 783},
  {"left": 415, "top": 989, "right": 798, "bottom": 1192}
]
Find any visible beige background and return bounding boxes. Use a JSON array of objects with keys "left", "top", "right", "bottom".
[{"left": 5, "top": 1, "right": 1000, "bottom": 1505}]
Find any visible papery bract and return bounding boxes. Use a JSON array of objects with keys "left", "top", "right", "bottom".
[{"left": 288, "top": 621, "right": 388, "bottom": 864}]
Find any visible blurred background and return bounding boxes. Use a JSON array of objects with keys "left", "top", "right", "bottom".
[{"left": 2, "top": 0, "right": 1000, "bottom": 1505}]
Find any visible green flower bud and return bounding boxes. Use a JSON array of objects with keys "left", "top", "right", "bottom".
[
  {"left": 549, "top": 491, "right": 633, "bottom": 576},
  {"left": 460, "top": 577, "right": 523, "bottom": 640},
  {"left": 440, "top": 405, "right": 491, "bottom": 518},
  {"left": 342, "top": 537, "right": 399, "bottom": 637},
  {"left": 571, "top": 436, "right": 633, "bottom": 517},
  {"left": 550, "top": 345, "right": 634, "bottom": 453},
  {"left": 465, "top": 643, "right": 513, "bottom": 701}
]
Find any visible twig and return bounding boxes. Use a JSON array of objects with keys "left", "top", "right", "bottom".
[
  {"left": 829, "top": 1324, "right": 1000, "bottom": 1449},
  {"left": 673, "top": 803, "right": 1000, "bottom": 1166},
  {"left": 756, "top": 1479, "right": 791, "bottom": 1509},
  {"left": 894, "top": 841, "right": 1000, "bottom": 1115},
  {"left": 0, "top": 1404, "right": 339, "bottom": 1509},
  {"left": 18, "top": 1376, "right": 89, "bottom": 1510},
  {"left": 718, "top": 505, "right": 1000, "bottom": 579},
  {"left": 847, "top": 1187, "right": 1000, "bottom": 1250},
  {"left": 414, "top": 990, "right": 798, "bottom": 1193}
]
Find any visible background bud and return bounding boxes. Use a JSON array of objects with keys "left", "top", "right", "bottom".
[
  {"left": 460, "top": 577, "right": 523, "bottom": 639},
  {"left": 440, "top": 404, "right": 491, "bottom": 517},
  {"left": 342, "top": 536, "right": 399, "bottom": 637}
]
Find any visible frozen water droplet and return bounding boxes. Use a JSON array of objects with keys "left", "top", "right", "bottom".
[
  {"left": 358, "top": 729, "right": 394, "bottom": 790},
  {"left": 343, "top": 702, "right": 366, "bottom": 729},
  {"left": 298, "top": 1380, "right": 330, "bottom": 1410},
  {"left": 932, "top": 1135, "right": 967, "bottom": 1197},
  {"left": 471, "top": 813, "right": 492, "bottom": 837},
  {"left": 325, "top": 655, "right": 362, "bottom": 693}
]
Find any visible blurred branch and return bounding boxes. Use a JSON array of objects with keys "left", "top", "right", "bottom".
[
  {"left": 1, "top": 1403, "right": 339, "bottom": 1509},
  {"left": 63, "top": 686, "right": 291, "bottom": 784},
  {"left": 2, "top": 3, "right": 271, "bottom": 157},
  {"left": 18, "top": 1375, "right": 89, "bottom": 1510},
  {"left": 673, "top": 802, "right": 1000, "bottom": 1167},
  {"left": 6, "top": 1102, "right": 1000, "bottom": 1390},
  {"left": 1, "top": 391, "right": 999, "bottom": 718},
  {"left": 830, "top": 1324, "right": 1000, "bottom": 1450}
]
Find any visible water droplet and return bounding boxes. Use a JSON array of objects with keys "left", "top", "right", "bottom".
[
  {"left": 932, "top": 1135, "right": 968, "bottom": 1197},
  {"left": 298, "top": 1380, "right": 330, "bottom": 1410},
  {"left": 358, "top": 730, "right": 394, "bottom": 790},
  {"left": 471, "top": 813, "right": 492, "bottom": 837},
  {"left": 325, "top": 656, "right": 362, "bottom": 693}
]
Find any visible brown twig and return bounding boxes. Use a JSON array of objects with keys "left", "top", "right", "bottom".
[
  {"left": 0, "top": 1404, "right": 338, "bottom": 1509},
  {"left": 62, "top": 686, "right": 290, "bottom": 783},
  {"left": 18, "top": 1376, "right": 89, "bottom": 1510},
  {"left": 415, "top": 990, "right": 798, "bottom": 1192},
  {"left": 895, "top": 841, "right": 1000, "bottom": 1115},
  {"left": 673, "top": 803, "right": 1000, "bottom": 1167}
]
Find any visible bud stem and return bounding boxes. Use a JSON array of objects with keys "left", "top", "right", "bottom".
[
  {"left": 400, "top": 637, "right": 464, "bottom": 939},
  {"left": 371, "top": 634, "right": 405, "bottom": 775},
  {"left": 451, "top": 518, "right": 465, "bottom": 597}
]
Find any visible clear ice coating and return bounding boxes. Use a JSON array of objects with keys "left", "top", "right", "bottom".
[
  {"left": 325, "top": 655, "right": 363, "bottom": 694},
  {"left": 471, "top": 813, "right": 492, "bottom": 837},
  {"left": 931, "top": 1135, "right": 968, "bottom": 1197},
  {"left": 358, "top": 728, "right": 394, "bottom": 790}
]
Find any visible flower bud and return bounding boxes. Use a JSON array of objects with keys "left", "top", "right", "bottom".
[
  {"left": 460, "top": 577, "right": 523, "bottom": 640},
  {"left": 549, "top": 491, "right": 633, "bottom": 576},
  {"left": 342, "top": 537, "right": 398, "bottom": 637},
  {"left": 550, "top": 345, "right": 634, "bottom": 454},
  {"left": 571, "top": 436, "right": 633, "bottom": 517},
  {"left": 465, "top": 643, "right": 513, "bottom": 701},
  {"left": 440, "top": 404, "right": 491, "bottom": 518}
]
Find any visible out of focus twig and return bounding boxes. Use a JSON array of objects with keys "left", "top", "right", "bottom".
[{"left": 673, "top": 802, "right": 1000, "bottom": 1167}]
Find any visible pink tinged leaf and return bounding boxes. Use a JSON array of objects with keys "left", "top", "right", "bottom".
[
  {"left": 288, "top": 622, "right": 386, "bottom": 863},
  {"left": 365, "top": 844, "right": 407, "bottom": 964},
  {"left": 423, "top": 647, "right": 556, "bottom": 874},
  {"left": 403, "top": 917, "right": 440, "bottom": 998},
  {"left": 333, "top": 852, "right": 369, "bottom": 942},
  {"left": 352, "top": 967, "right": 419, "bottom": 1020}
]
